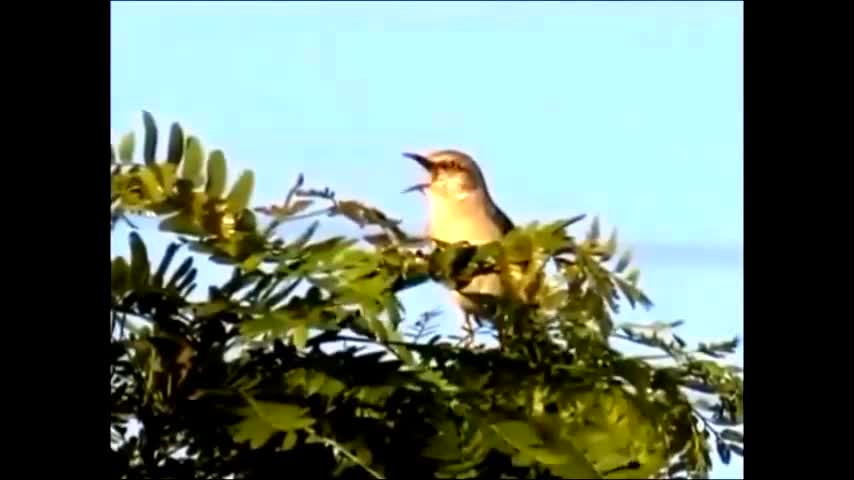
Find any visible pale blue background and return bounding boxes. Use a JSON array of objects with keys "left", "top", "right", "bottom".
[{"left": 111, "top": 2, "right": 743, "bottom": 477}]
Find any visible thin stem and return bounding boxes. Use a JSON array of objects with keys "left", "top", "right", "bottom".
[{"left": 306, "top": 427, "right": 385, "bottom": 479}]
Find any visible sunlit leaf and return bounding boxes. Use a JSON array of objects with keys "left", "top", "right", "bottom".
[
  {"left": 182, "top": 136, "right": 205, "bottom": 187},
  {"left": 225, "top": 171, "right": 254, "bottom": 213},
  {"left": 604, "top": 229, "right": 618, "bottom": 258},
  {"left": 251, "top": 401, "right": 316, "bottom": 431},
  {"left": 118, "top": 132, "right": 135, "bottom": 163},
  {"left": 291, "top": 322, "right": 308, "bottom": 349},
  {"left": 136, "top": 168, "right": 165, "bottom": 203},
  {"left": 231, "top": 415, "right": 275, "bottom": 449},
  {"left": 159, "top": 213, "right": 206, "bottom": 236},
  {"left": 281, "top": 431, "right": 298, "bottom": 451},
  {"left": 206, "top": 150, "right": 228, "bottom": 198}
]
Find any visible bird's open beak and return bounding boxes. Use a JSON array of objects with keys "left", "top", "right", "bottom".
[
  {"left": 402, "top": 152, "right": 433, "bottom": 194},
  {"left": 403, "top": 152, "right": 433, "bottom": 171}
]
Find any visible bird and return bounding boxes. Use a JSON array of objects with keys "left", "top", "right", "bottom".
[{"left": 402, "top": 149, "right": 516, "bottom": 341}]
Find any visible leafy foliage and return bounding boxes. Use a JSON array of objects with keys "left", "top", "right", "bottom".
[{"left": 111, "top": 113, "right": 743, "bottom": 479}]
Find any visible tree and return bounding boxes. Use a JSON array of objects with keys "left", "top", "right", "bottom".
[{"left": 110, "top": 112, "right": 743, "bottom": 479}]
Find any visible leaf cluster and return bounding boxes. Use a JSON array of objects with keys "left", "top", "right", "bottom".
[{"left": 111, "top": 113, "right": 743, "bottom": 479}]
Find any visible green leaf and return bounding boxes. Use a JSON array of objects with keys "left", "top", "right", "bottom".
[
  {"left": 142, "top": 111, "right": 158, "bottom": 165},
  {"left": 587, "top": 216, "right": 601, "bottom": 242},
  {"left": 625, "top": 268, "right": 640, "bottom": 285},
  {"left": 281, "top": 431, "right": 298, "bottom": 451},
  {"left": 615, "top": 249, "right": 632, "bottom": 273},
  {"left": 226, "top": 171, "right": 255, "bottom": 213},
  {"left": 182, "top": 136, "right": 205, "bottom": 187},
  {"left": 492, "top": 421, "right": 543, "bottom": 450},
  {"left": 166, "top": 122, "right": 184, "bottom": 165},
  {"left": 720, "top": 429, "right": 743, "bottom": 443},
  {"left": 241, "top": 311, "right": 291, "bottom": 337},
  {"left": 231, "top": 415, "right": 275, "bottom": 449},
  {"left": 159, "top": 213, "right": 206, "bottom": 236},
  {"left": 206, "top": 150, "right": 228, "bottom": 198},
  {"left": 136, "top": 168, "right": 165, "bottom": 203},
  {"left": 118, "top": 132, "right": 135, "bottom": 163},
  {"left": 252, "top": 401, "right": 316, "bottom": 431},
  {"left": 128, "top": 232, "right": 150, "bottom": 289},
  {"left": 493, "top": 421, "right": 602, "bottom": 478},
  {"left": 291, "top": 322, "right": 308, "bottom": 349},
  {"left": 241, "top": 253, "right": 265, "bottom": 273},
  {"left": 604, "top": 229, "right": 618, "bottom": 257},
  {"left": 422, "top": 424, "right": 462, "bottom": 461}
]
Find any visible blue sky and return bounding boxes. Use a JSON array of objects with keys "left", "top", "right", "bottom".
[{"left": 111, "top": 2, "right": 743, "bottom": 477}]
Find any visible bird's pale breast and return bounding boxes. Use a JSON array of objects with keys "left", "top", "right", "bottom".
[{"left": 425, "top": 190, "right": 505, "bottom": 315}]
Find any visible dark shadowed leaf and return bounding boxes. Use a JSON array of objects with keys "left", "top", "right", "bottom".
[
  {"left": 111, "top": 257, "right": 130, "bottom": 295},
  {"left": 128, "top": 232, "right": 150, "bottom": 289},
  {"left": 587, "top": 216, "right": 601, "bottom": 242},
  {"left": 110, "top": 145, "right": 116, "bottom": 164},
  {"left": 142, "top": 111, "right": 158, "bottom": 165},
  {"left": 152, "top": 243, "right": 181, "bottom": 288},
  {"left": 166, "top": 257, "right": 194, "bottom": 291},
  {"left": 682, "top": 380, "right": 718, "bottom": 394},
  {"left": 167, "top": 122, "right": 184, "bottom": 165},
  {"left": 182, "top": 136, "right": 205, "bottom": 187},
  {"left": 206, "top": 150, "right": 228, "bottom": 198},
  {"left": 616, "top": 249, "right": 632, "bottom": 273},
  {"left": 719, "top": 429, "right": 743, "bottom": 443},
  {"left": 729, "top": 444, "right": 743, "bottom": 456},
  {"left": 293, "top": 221, "right": 320, "bottom": 249},
  {"left": 555, "top": 214, "right": 587, "bottom": 230},
  {"left": 226, "top": 171, "right": 255, "bottom": 213},
  {"left": 715, "top": 439, "right": 731, "bottom": 465},
  {"left": 118, "top": 132, "right": 135, "bottom": 163}
]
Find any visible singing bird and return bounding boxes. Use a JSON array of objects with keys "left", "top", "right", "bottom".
[{"left": 403, "top": 149, "right": 515, "bottom": 335}]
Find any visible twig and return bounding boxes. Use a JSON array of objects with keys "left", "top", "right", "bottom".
[{"left": 306, "top": 427, "right": 385, "bottom": 479}]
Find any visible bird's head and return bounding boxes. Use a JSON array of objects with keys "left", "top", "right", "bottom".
[{"left": 402, "top": 149, "right": 488, "bottom": 199}]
